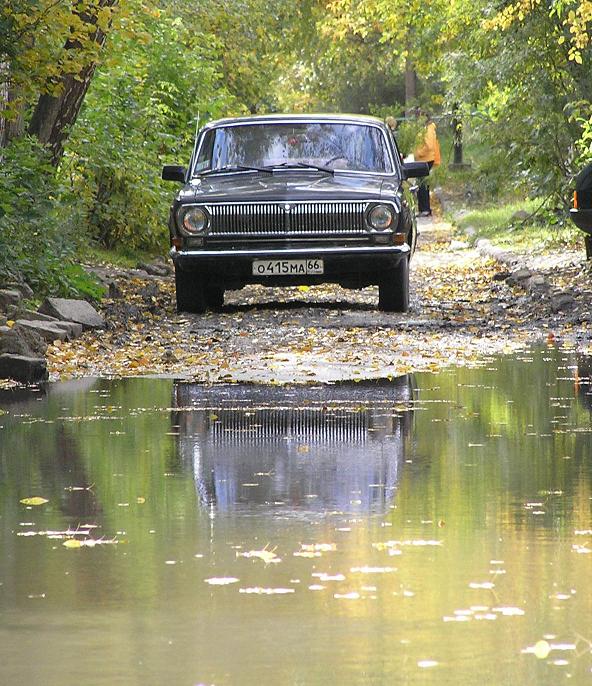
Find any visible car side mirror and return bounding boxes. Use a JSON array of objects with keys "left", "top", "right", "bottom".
[
  {"left": 162, "top": 165, "right": 187, "bottom": 182},
  {"left": 403, "top": 162, "right": 430, "bottom": 179}
]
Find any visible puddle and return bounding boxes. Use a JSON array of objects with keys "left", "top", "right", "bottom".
[{"left": 0, "top": 347, "right": 591, "bottom": 685}]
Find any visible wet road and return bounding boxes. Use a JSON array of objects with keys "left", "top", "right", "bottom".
[
  {"left": 45, "top": 217, "right": 592, "bottom": 383},
  {"left": 1, "top": 347, "right": 591, "bottom": 684}
]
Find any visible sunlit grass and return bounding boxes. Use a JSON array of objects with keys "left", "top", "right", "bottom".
[{"left": 451, "top": 200, "right": 583, "bottom": 254}]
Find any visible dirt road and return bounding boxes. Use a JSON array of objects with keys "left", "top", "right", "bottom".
[{"left": 47, "top": 216, "right": 592, "bottom": 382}]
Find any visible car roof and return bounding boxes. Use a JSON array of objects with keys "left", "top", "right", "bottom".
[{"left": 201, "top": 113, "right": 387, "bottom": 130}]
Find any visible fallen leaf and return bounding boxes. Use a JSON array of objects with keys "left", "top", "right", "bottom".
[{"left": 20, "top": 497, "right": 49, "bottom": 506}]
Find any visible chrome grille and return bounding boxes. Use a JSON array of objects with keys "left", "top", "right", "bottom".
[{"left": 208, "top": 202, "right": 369, "bottom": 237}]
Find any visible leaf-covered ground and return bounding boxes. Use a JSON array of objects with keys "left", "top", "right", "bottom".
[{"left": 47, "top": 217, "right": 592, "bottom": 382}]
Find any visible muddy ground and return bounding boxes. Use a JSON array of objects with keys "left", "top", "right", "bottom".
[{"left": 47, "top": 216, "right": 592, "bottom": 383}]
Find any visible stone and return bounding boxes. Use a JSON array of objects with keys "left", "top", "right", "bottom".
[
  {"left": 5, "top": 304, "right": 19, "bottom": 320},
  {"left": 108, "top": 281, "right": 123, "bottom": 299},
  {"left": 0, "top": 354, "right": 48, "bottom": 383},
  {"left": 449, "top": 240, "right": 469, "bottom": 251},
  {"left": 1, "top": 324, "right": 47, "bottom": 356},
  {"left": 19, "top": 309, "right": 59, "bottom": 323},
  {"left": 14, "top": 319, "right": 68, "bottom": 343},
  {"left": 506, "top": 268, "right": 532, "bottom": 286},
  {"left": 0, "top": 315, "right": 6, "bottom": 327},
  {"left": 52, "top": 320, "right": 83, "bottom": 338},
  {"left": 550, "top": 292, "right": 576, "bottom": 313},
  {"left": 39, "top": 297, "right": 105, "bottom": 330},
  {"left": 138, "top": 261, "right": 171, "bottom": 277},
  {"left": 7, "top": 282, "right": 34, "bottom": 299},
  {"left": 527, "top": 275, "right": 548, "bottom": 292},
  {"left": 0, "top": 289, "right": 22, "bottom": 311}
]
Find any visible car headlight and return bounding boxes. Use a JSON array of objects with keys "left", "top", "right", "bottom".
[
  {"left": 178, "top": 206, "right": 208, "bottom": 234},
  {"left": 368, "top": 204, "right": 395, "bottom": 231}
]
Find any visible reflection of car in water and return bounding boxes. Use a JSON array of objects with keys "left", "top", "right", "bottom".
[{"left": 171, "top": 378, "right": 415, "bottom": 514}]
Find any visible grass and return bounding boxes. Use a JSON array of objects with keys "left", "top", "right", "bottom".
[
  {"left": 450, "top": 199, "right": 584, "bottom": 254},
  {"left": 80, "top": 244, "right": 162, "bottom": 269}
]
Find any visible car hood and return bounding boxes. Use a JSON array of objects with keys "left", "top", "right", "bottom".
[{"left": 177, "top": 172, "right": 400, "bottom": 204}]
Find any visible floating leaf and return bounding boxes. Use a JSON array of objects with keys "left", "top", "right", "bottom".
[
  {"left": 20, "top": 497, "right": 49, "bottom": 506},
  {"left": 204, "top": 577, "right": 239, "bottom": 586},
  {"left": 63, "top": 539, "right": 83, "bottom": 548},
  {"left": 533, "top": 640, "right": 551, "bottom": 659}
]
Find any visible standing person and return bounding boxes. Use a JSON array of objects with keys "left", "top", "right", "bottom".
[{"left": 413, "top": 113, "right": 441, "bottom": 216}]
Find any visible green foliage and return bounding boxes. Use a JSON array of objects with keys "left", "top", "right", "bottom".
[
  {"left": 395, "top": 119, "right": 425, "bottom": 157},
  {"left": 0, "top": 136, "right": 103, "bottom": 298}
]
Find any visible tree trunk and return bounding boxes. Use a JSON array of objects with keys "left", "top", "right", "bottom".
[
  {"left": 0, "top": 59, "right": 10, "bottom": 148},
  {"left": 28, "top": 0, "right": 117, "bottom": 164},
  {"left": 404, "top": 56, "right": 416, "bottom": 115}
]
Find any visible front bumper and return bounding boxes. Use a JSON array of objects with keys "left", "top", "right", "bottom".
[
  {"left": 170, "top": 244, "right": 410, "bottom": 260},
  {"left": 170, "top": 244, "right": 410, "bottom": 288}
]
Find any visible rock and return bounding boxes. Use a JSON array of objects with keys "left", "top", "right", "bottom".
[
  {"left": 0, "top": 354, "right": 48, "bottom": 383},
  {"left": 138, "top": 261, "right": 171, "bottom": 277},
  {"left": 39, "top": 297, "right": 105, "bottom": 330},
  {"left": 0, "top": 315, "right": 6, "bottom": 327},
  {"left": 108, "top": 281, "right": 123, "bottom": 299},
  {"left": 506, "top": 268, "right": 532, "bottom": 286},
  {"left": 7, "top": 282, "right": 34, "bottom": 299},
  {"left": 550, "top": 292, "right": 576, "bottom": 313},
  {"left": 527, "top": 275, "right": 548, "bottom": 292},
  {"left": 52, "top": 320, "right": 83, "bottom": 338},
  {"left": 449, "top": 240, "right": 469, "bottom": 251},
  {"left": 14, "top": 319, "right": 68, "bottom": 343},
  {"left": 0, "top": 289, "right": 22, "bottom": 311},
  {"left": 510, "top": 210, "right": 530, "bottom": 222},
  {"left": 19, "top": 309, "right": 59, "bottom": 323},
  {"left": 1, "top": 324, "right": 47, "bottom": 356},
  {"left": 5, "top": 304, "right": 19, "bottom": 320}
]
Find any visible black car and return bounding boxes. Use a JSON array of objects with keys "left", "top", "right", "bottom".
[
  {"left": 570, "top": 161, "right": 592, "bottom": 260},
  {"left": 162, "top": 114, "right": 429, "bottom": 313}
]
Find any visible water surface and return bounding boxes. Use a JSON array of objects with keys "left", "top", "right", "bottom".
[{"left": 0, "top": 348, "right": 591, "bottom": 685}]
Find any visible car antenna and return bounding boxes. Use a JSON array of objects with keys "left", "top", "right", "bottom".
[{"left": 189, "top": 111, "right": 201, "bottom": 174}]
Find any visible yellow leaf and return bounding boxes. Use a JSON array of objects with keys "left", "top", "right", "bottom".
[
  {"left": 63, "top": 539, "right": 83, "bottom": 548},
  {"left": 533, "top": 640, "right": 550, "bottom": 659},
  {"left": 20, "top": 497, "right": 49, "bottom": 506},
  {"left": 6, "top": 320, "right": 15, "bottom": 328}
]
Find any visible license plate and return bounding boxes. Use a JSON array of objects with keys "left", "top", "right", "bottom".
[{"left": 252, "top": 259, "right": 324, "bottom": 276}]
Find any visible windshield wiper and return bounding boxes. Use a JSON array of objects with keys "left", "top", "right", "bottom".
[
  {"left": 268, "top": 162, "right": 334, "bottom": 175},
  {"left": 200, "top": 164, "right": 273, "bottom": 176}
]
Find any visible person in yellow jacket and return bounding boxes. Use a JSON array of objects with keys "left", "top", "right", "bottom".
[{"left": 414, "top": 113, "right": 441, "bottom": 216}]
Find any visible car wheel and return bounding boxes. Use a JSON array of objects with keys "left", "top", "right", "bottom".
[
  {"left": 204, "top": 285, "right": 224, "bottom": 310},
  {"left": 175, "top": 266, "right": 206, "bottom": 314},
  {"left": 378, "top": 258, "right": 409, "bottom": 313}
]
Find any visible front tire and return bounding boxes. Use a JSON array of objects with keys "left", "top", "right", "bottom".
[
  {"left": 175, "top": 266, "right": 206, "bottom": 314},
  {"left": 378, "top": 258, "right": 409, "bottom": 313},
  {"left": 204, "top": 285, "right": 224, "bottom": 310}
]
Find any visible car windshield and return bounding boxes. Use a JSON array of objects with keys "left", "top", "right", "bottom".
[{"left": 193, "top": 122, "right": 393, "bottom": 175}]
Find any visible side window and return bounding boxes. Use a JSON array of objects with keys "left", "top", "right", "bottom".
[
  {"left": 386, "top": 128, "right": 403, "bottom": 167},
  {"left": 194, "top": 130, "right": 215, "bottom": 173}
]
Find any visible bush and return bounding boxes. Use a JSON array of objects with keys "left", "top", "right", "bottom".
[{"left": 0, "top": 136, "right": 102, "bottom": 299}]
